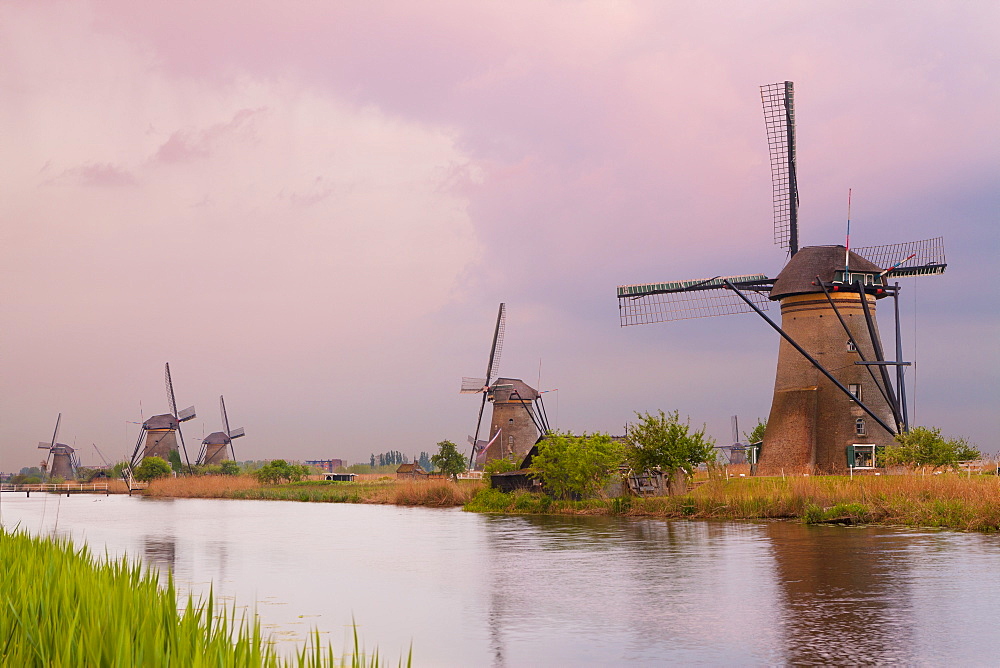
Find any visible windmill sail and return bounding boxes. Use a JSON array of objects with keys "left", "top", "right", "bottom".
[
  {"left": 618, "top": 274, "right": 772, "bottom": 325},
  {"left": 853, "top": 237, "right": 946, "bottom": 277},
  {"left": 761, "top": 81, "right": 799, "bottom": 255}
]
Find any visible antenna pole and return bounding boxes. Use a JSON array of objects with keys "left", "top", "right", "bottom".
[{"left": 845, "top": 188, "right": 852, "bottom": 273}]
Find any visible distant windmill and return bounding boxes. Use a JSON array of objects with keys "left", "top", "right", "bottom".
[
  {"left": 617, "top": 81, "right": 946, "bottom": 475},
  {"left": 129, "top": 363, "right": 196, "bottom": 469},
  {"left": 197, "top": 395, "right": 245, "bottom": 465},
  {"left": 37, "top": 413, "right": 79, "bottom": 480},
  {"left": 461, "top": 303, "right": 551, "bottom": 468}
]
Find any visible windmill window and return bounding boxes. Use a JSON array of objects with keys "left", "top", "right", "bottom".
[
  {"left": 851, "top": 444, "right": 876, "bottom": 469},
  {"left": 849, "top": 384, "right": 862, "bottom": 401},
  {"left": 847, "top": 339, "right": 857, "bottom": 352},
  {"left": 855, "top": 418, "right": 866, "bottom": 436}
]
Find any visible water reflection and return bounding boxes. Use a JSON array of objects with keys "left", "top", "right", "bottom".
[
  {"left": 143, "top": 536, "right": 177, "bottom": 571},
  {"left": 765, "top": 522, "right": 918, "bottom": 664}
]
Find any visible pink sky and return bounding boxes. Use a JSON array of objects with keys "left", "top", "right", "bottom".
[{"left": 2, "top": 1, "right": 997, "bottom": 470}]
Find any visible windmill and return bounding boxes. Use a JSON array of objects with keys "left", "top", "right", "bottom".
[
  {"left": 129, "top": 363, "right": 196, "bottom": 469},
  {"left": 197, "top": 395, "right": 245, "bottom": 465},
  {"left": 37, "top": 413, "right": 80, "bottom": 480},
  {"left": 617, "top": 81, "right": 946, "bottom": 475},
  {"left": 461, "top": 303, "right": 551, "bottom": 468}
]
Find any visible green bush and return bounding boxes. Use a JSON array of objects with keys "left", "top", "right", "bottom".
[
  {"left": 530, "top": 431, "right": 624, "bottom": 500},
  {"left": 254, "top": 459, "right": 309, "bottom": 484},
  {"left": 134, "top": 457, "right": 172, "bottom": 482},
  {"left": 882, "top": 426, "right": 980, "bottom": 471}
]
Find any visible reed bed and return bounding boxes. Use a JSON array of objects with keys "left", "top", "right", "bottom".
[
  {"left": 465, "top": 474, "right": 1000, "bottom": 532},
  {"left": 145, "top": 475, "right": 262, "bottom": 497},
  {"left": 225, "top": 479, "right": 482, "bottom": 507},
  {"left": 0, "top": 528, "right": 400, "bottom": 666}
]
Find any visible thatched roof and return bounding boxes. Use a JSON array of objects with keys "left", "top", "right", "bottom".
[
  {"left": 202, "top": 431, "right": 230, "bottom": 445},
  {"left": 769, "top": 245, "right": 882, "bottom": 300}
]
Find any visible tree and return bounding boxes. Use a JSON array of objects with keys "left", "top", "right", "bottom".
[
  {"left": 882, "top": 427, "right": 980, "bottom": 471},
  {"left": 430, "top": 440, "right": 466, "bottom": 480},
  {"left": 482, "top": 456, "right": 518, "bottom": 485},
  {"left": 254, "top": 459, "right": 308, "bottom": 484},
  {"left": 417, "top": 451, "right": 433, "bottom": 472},
  {"left": 626, "top": 410, "right": 716, "bottom": 478},
  {"left": 220, "top": 460, "right": 241, "bottom": 476},
  {"left": 530, "top": 431, "right": 625, "bottom": 500},
  {"left": 743, "top": 418, "right": 767, "bottom": 444},
  {"left": 134, "top": 456, "right": 172, "bottom": 482}
]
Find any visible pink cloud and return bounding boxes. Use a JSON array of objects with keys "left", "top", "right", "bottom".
[
  {"left": 55, "top": 162, "right": 137, "bottom": 187},
  {"left": 153, "top": 107, "right": 264, "bottom": 164}
]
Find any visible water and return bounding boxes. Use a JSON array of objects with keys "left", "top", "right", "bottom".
[{"left": 2, "top": 493, "right": 1000, "bottom": 666}]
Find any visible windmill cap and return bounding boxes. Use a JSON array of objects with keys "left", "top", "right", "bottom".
[
  {"left": 491, "top": 377, "right": 540, "bottom": 401},
  {"left": 143, "top": 414, "right": 179, "bottom": 430},
  {"left": 202, "top": 431, "right": 230, "bottom": 445},
  {"left": 769, "top": 245, "right": 882, "bottom": 300}
]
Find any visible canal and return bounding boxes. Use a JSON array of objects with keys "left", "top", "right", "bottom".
[{"left": 2, "top": 494, "right": 999, "bottom": 665}]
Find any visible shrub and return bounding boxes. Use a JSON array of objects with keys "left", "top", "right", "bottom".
[
  {"left": 134, "top": 456, "right": 172, "bottom": 482},
  {"left": 883, "top": 427, "right": 981, "bottom": 471},
  {"left": 625, "top": 409, "right": 716, "bottom": 478},
  {"left": 530, "top": 431, "right": 624, "bottom": 500}
]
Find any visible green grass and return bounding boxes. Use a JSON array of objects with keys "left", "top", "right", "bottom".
[{"left": 0, "top": 528, "right": 407, "bottom": 667}]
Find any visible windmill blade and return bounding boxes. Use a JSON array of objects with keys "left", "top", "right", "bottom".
[
  {"left": 228, "top": 427, "right": 246, "bottom": 439},
  {"left": 220, "top": 395, "right": 232, "bottom": 437},
  {"left": 761, "top": 81, "right": 799, "bottom": 255},
  {"left": 460, "top": 377, "right": 488, "bottom": 394},
  {"left": 617, "top": 275, "right": 772, "bottom": 325},
  {"left": 485, "top": 303, "right": 506, "bottom": 384},
  {"left": 50, "top": 413, "right": 61, "bottom": 449},
  {"left": 165, "top": 363, "right": 178, "bottom": 418},
  {"left": 177, "top": 406, "right": 196, "bottom": 422},
  {"left": 38, "top": 441, "right": 52, "bottom": 450},
  {"left": 853, "top": 237, "right": 946, "bottom": 277}
]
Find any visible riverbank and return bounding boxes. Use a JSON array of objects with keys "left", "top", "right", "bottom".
[
  {"left": 144, "top": 475, "right": 483, "bottom": 506},
  {"left": 468, "top": 474, "right": 1000, "bottom": 531},
  {"left": 0, "top": 528, "right": 395, "bottom": 667},
  {"left": 138, "top": 472, "right": 1000, "bottom": 531}
]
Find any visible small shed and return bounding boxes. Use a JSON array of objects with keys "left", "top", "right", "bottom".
[
  {"left": 324, "top": 473, "right": 356, "bottom": 481},
  {"left": 395, "top": 463, "right": 427, "bottom": 480}
]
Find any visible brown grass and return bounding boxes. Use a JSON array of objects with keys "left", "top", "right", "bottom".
[
  {"left": 144, "top": 475, "right": 261, "bottom": 498},
  {"left": 363, "top": 479, "right": 483, "bottom": 507}
]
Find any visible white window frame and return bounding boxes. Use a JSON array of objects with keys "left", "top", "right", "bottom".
[
  {"left": 852, "top": 444, "right": 876, "bottom": 469},
  {"left": 848, "top": 383, "right": 862, "bottom": 402},
  {"left": 855, "top": 418, "right": 866, "bottom": 436}
]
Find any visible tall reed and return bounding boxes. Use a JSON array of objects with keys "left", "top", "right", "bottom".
[{"left": 0, "top": 528, "right": 403, "bottom": 666}]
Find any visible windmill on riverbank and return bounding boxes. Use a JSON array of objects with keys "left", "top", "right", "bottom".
[
  {"left": 617, "top": 81, "right": 946, "bottom": 475},
  {"left": 197, "top": 395, "right": 245, "bottom": 465},
  {"left": 37, "top": 413, "right": 79, "bottom": 480},
  {"left": 461, "top": 303, "right": 551, "bottom": 468},
  {"left": 129, "top": 363, "right": 196, "bottom": 469}
]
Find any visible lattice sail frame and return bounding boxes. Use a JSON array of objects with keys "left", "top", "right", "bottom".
[
  {"left": 617, "top": 274, "right": 772, "bottom": 325},
  {"left": 853, "top": 237, "right": 947, "bottom": 277},
  {"left": 761, "top": 81, "right": 799, "bottom": 254}
]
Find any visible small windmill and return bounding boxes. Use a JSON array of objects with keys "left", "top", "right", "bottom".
[
  {"left": 37, "top": 413, "right": 79, "bottom": 480},
  {"left": 461, "top": 303, "right": 551, "bottom": 468},
  {"left": 617, "top": 82, "right": 946, "bottom": 475},
  {"left": 129, "top": 363, "right": 196, "bottom": 469},
  {"left": 197, "top": 395, "right": 245, "bottom": 465}
]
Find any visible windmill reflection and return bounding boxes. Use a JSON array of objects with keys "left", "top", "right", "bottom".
[{"left": 766, "top": 522, "right": 916, "bottom": 665}]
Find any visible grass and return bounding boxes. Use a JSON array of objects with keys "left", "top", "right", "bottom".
[
  {"left": 465, "top": 473, "right": 1000, "bottom": 532},
  {"left": 0, "top": 528, "right": 405, "bottom": 667},
  {"left": 147, "top": 476, "right": 483, "bottom": 507}
]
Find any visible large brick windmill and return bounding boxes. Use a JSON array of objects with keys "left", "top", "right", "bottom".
[
  {"left": 617, "top": 82, "right": 946, "bottom": 475},
  {"left": 461, "top": 303, "right": 551, "bottom": 469}
]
